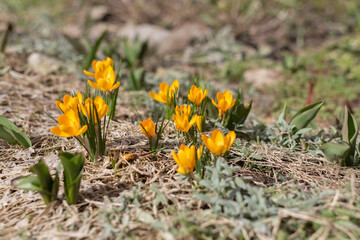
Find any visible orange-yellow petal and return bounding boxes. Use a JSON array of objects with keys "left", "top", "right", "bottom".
[
  {"left": 149, "top": 91, "right": 167, "bottom": 103},
  {"left": 84, "top": 70, "right": 95, "bottom": 77},
  {"left": 88, "top": 80, "right": 99, "bottom": 89}
]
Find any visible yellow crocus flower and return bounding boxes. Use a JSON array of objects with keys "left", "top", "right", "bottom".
[
  {"left": 88, "top": 66, "right": 120, "bottom": 91},
  {"left": 83, "top": 57, "right": 114, "bottom": 78},
  {"left": 83, "top": 96, "right": 109, "bottom": 123},
  {"left": 188, "top": 85, "right": 207, "bottom": 106},
  {"left": 196, "top": 115, "right": 204, "bottom": 132},
  {"left": 51, "top": 109, "right": 88, "bottom": 137},
  {"left": 56, "top": 92, "right": 83, "bottom": 113},
  {"left": 172, "top": 145, "right": 203, "bottom": 175},
  {"left": 175, "top": 104, "right": 191, "bottom": 117},
  {"left": 139, "top": 118, "right": 156, "bottom": 141},
  {"left": 149, "top": 80, "right": 179, "bottom": 104},
  {"left": 211, "top": 90, "right": 235, "bottom": 119},
  {"left": 202, "top": 129, "right": 236, "bottom": 156},
  {"left": 173, "top": 111, "right": 197, "bottom": 133}
]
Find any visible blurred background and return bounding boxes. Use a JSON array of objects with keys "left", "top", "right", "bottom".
[{"left": 1, "top": 0, "right": 360, "bottom": 124}]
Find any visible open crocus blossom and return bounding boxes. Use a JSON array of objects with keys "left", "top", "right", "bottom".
[
  {"left": 83, "top": 57, "right": 114, "bottom": 78},
  {"left": 56, "top": 92, "right": 83, "bottom": 113},
  {"left": 140, "top": 118, "right": 156, "bottom": 141},
  {"left": 211, "top": 90, "right": 236, "bottom": 119},
  {"left": 83, "top": 96, "right": 109, "bottom": 122},
  {"left": 172, "top": 145, "right": 203, "bottom": 175},
  {"left": 51, "top": 109, "right": 88, "bottom": 137},
  {"left": 88, "top": 66, "right": 120, "bottom": 92},
  {"left": 173, "top": 111, "right": 197, "bottom": 133},
  {"left": 149, "top": 80, "right": 179, "bottom": 104},
  {"left": 188, "top": 85, "right": 207, "bottom": 106},
  {"left": 202, "top": 129, "right": 236, "bottom": 156},
  {"left": 175, "top": 104, "right": 192, "bottom": 117}
]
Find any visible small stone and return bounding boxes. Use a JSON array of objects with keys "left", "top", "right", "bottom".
[
  {"left": 90, "top": 5, "right": 109, "bottom": 21},
  {"left": 117, "top": 24, "right": 170, "bottom": 49},
  {"left": 244, "top": 68, "right": 281, "bottom": 91},
  {"left": 61, "top": 24, "right": 82, "bottom": 39},
  {"left": 88, "top": 23, "right": 120, "bottom": 41},
  {"left": 27, "top": 53, "right": 63, "bottom": 75},
  {"left": 158, "top": 23, "right": 212, "bottom": 54}
]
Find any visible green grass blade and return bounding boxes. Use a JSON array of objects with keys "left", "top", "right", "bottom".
[
  {"left": 83, "top": 30, "right": 108, "bottom": 70},
  {"left": 0, "top": 125, "right": 17, "bottom": 144},
  {"left": 0, "top": 116, "right": 32, "bottom": 148},
  {"left": 289, "top": 101, "right": 324, "bottom": 132}
]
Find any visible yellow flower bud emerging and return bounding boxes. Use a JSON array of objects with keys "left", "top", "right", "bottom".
[
  {"left": 172, "top": 145, "right": 203, "bottom": 175},
  {"left": 202, "top": 129, "right": 236, "bottom": 156},
  {"left": 85, "top": 57, "right": 119, "bottom": 92},
  {"left": 211, "top": 90, "right": 235, "bottom": 119},
  {"left": 56, "top": 92, "right": 83, "bottom": 113},
  {"left": 188, "top": 85, "right": 207, "bottom": 106},
  {"left": 83, "top": 96, "right": 109, "bottom": 123},
  {"left": 139, "top": 118, "right": 156, "bottom": 141},
  {"left": 88, "top": 66, "right": 120, "bottom": 91},
  {"left": 175, "top": 104, "right": 191, "bottom": 117},
  {"left": 149, "top": 80, "right": 179, "bottom": 104},
  {"left": 83, "top": 57, "right": 113, "bottom": 78},
  {"left": 51, "top": 109, "right": 88, "bottom": 137},
  {"left": 196, "top": 115, "right": 204, "bottom": 132},
  {"left": 173, "top": 110, "right": 197, "bottom": 133}
]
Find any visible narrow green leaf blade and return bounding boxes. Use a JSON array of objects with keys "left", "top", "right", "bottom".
[
  {"left": 0, "top": 125, "right": 17, "bottom": 144},
  {"left": 289, "top": 101, "right": 324, "bottom": 132},
  {"left": 83, "top": 30, "right": 107, "bottom": 70},
  {"left": 14, "top": 176, "right": 43, "bottom": 192},
  {"left": 29, "top": 160, "right": 53, "bottom": 193},
  {"left": 0, "top": 116, "right": 31, "bottom": 148},
  {"left": 342, "top": 106, "right": 358, "bottom": 148}
]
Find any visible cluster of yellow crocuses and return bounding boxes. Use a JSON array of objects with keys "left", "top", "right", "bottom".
[
  {"left": 51, "top": 57, "right": 120, "bottom": 161},
  {"left": 142, "top": 79, "right": 237, "bottom": 176},
  {"left": 51, "top": 56, "right": 236, "bottom": 173},
  {"left": 52, "top": 57, "right": 120, "bottom": 138},
  {"left": 51, "top": 93, "right": 109, "bottom": 137}
]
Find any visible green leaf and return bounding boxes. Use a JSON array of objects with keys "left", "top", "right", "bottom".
[
  {"left": 342, "top": 106, "right": 358, "bottom": 166},
  {"left": 15, "top": 159, "right": 58, "bottom": 204},
  {"left": 225, "top": 88, "right": 252, "bottom": 130},
  {"left": 342, "top": 106, "right": 358, "bottom": 148},
  {"left": 83, "top": 30, "right": 107, "bottom": 70},
  {"left": 60, "top": 152, "right": 84, "bottom": 205},
  {"left": 63, "top": 34, "right": 87, "bottom": 55},
  {"left": 280, "top": 103, "right": 287, "bottom": 121},
  {"left": 320, "top": 142, "right": 350, "bottom": 165},
  {"left": 123, "top": 40, "right": 137, "bottom": 67},
  {"left": 0, "top": 125, "right": 17, "bottom": 144},
  {"left": 0, "top": 116, "right": 32, "bottom": 148},
  {"left": 122, "top": 37, "right": 148, "bottom": 68},
  {"left": 128, "top": 68, "right": 145, "bottom": 90},
  {"left": 29, "top": 160, "right": 53, "bottom": 187},
  {"left": 289, "top": 101, "right": 324, "bottom": 132},
  {"left": 14, "top": 176, "right": 44, "bottom": 192}
]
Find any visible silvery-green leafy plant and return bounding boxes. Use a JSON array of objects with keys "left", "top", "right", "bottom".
[
  {"left": 60, "top": 152, "right": 85, "bottom": 205},
  {"left": 321, "top": 106, "right": 359, "bottom": 166},
  {"left": 268, "top": 101, "right": 324, "bottom": 149},
  {"left": 13, "top": 159, "right": 59, "bottom": 205},
  {"left": 121, "top": 37, "right": 148, "bottom": 91}
]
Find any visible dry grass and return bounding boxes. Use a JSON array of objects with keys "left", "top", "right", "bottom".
[{"left": 0, "top": 52, "right": 360, "bottom": 239}]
